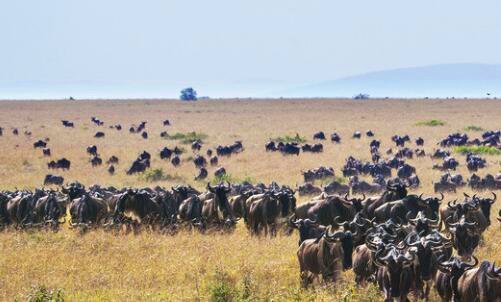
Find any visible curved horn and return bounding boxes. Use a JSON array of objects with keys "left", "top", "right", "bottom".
[
  {"left": 490, "top": 192, "right": 497, "bottom": 204},
  {"left": 438, "top": 192, "right": 444, "bottom": 201}
]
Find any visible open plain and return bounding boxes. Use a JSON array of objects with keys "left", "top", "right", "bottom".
[{"left": 0, "top": 98, "right": 500, "bottom": 301}]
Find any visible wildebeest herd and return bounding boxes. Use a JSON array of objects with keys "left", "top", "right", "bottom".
[{"left": 1, "top": 115, "right": 501, "bottom": 301}]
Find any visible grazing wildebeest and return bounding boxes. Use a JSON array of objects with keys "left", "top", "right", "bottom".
[
  {"left": 127, "top": 153, "right": 150, "bottom": 175},
  {"left": 214, "top": 167, "right": 226, "bottom": 177},
  {"left": 94, "top": 131, "right": 105, "bottom": 138},
  {"left": 313, "top": 131, "right": 326, "bottom": 140},
  {"left": 113, "top": 189, "right": 164, "bottom": 225},
  {"left": 69, "top": 193, "right": 108, "bottom": 228},
  {"left": 62, "top": 120, "right": 74, "bottom": 127},
  {"left": 141, "top": 131, "right": 148, "bottom": 139},
  {"left": 297, "top": 227, "right": 355, "bottom": 287},
  {"left": 457, "top": 260, "right": 501, "bottom": 302},
  {"left": 33, "top": 140, "right": 47, "bottom": 148},
  {"left": 107, "top": 156, "right": 119, "bottom": 164},
  {"left": 171, "top": 156, "right": 181, "bottom": 167},
  {"left": 191, "top": 140, "right": 202, "bottom": 151},
  {"left": 331, "top": 133, "right": 341, "bottom": 143},
  {"left": 44, "top": 174, "right": 64, "bottom": 186},
  {"left": 160, "top": 147, "right": 172, "bottom": 159},
  {"left": 202, "top": 183, "right": 237, "bottom": 226},
  {"left": 415, "top": 137, "right": 424, "bottom": 146},
  {"left": 91, "top": 155, "right": 103, "bottom": 167},
  {"left": 163, "top": 119, "right": 170, "bottom": 126},
  {"left": 193, "top": 155, "right": 207, "bottom": 168},
  {"left": 297, "top": 183, "right": 322, "bottom": 196},
  {"left": 209, "top": 156, "right": 218, "bottom": 166},
  {"left": 108, "top": 165, "right": 115, "bottom": 175},
  {"left": 42, "top": 148, "right": 51, "bottom": 156},
  {"left": 86, "top": 145, "right": 98, "bottom": 156},
  {"left": 48, "top": 158, "right": 71, "bottom": 170},
  {"left": 353, "top": 131, "right": 361, "bottom": 139}
]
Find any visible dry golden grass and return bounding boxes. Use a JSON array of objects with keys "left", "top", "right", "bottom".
[{"left": 0, "top": 98, "right": 500, "bottom": 301}]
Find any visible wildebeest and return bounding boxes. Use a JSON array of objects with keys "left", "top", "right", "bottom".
[
  {"left": 69, "top": 192, "right": 108, "bottom": 228},
  {"left": 48, "top": 158, "right": 71, "bottom": 170},
  {"left": 127, "top": 153, "right": 150, "bottom": 174},
  {"left": 353, "top": 131, "right": 361, "bottom": 139},
  {"left": 33, "top": 140, "right": 47, "bottom": 149},
  {"left": 192, "top": 140, "right": 202, "bottom": 151},
  {"left": 107, "top": 156, "right": 119, "bottom": 164},
  {"left": 171, "top": 156, "right": 181, "bottom": 167},
  {"left": 297, "top": 183, "right": 322, "bottom": 196},
  {"left": 331, "top": 133, "right": 341, "bottom": 143},
  {"left": 141, "top": 131, "right": 148, "bottom": 139},
  {"left": 86, "top": 145, "right": 98, "bottom": 156},
  {"left": 375, "top": 246, "right": 416, "bottom": 302},
  {"left": 446, "top": 215, "right": 480, "bottom": 257},
  {"left": 290, "top": 218, "right": 326, "bottom": 246},
  {"left": 91, "top": 155, "right": 103, "bottom": 167},
  {"left": 94, "top": 131, "right": 105, "bottom": 138},
  {"left": 160, "top": 147, "right": 172, "bottom": 159},
  {"left": 297, "top": 227, "right": 355, "bottom": 287},
  {"left": 457, "top": 260, "right": 501, "bottom": 302},
  {"left": 214, "top": 167, "right": 226, "bottom": 177},
  {"left": 108, "top": 165, "right": 115, "bottom": 175},
  {"left": 42, "top": 148, "right": 51, "bottom": 156},
  {"left": 62, "top": 120, "right": 74, "bottom": 127},
  {"left": 435, "top": 255, "right": 479, "bottom": 302},
  {"left": 415, "top": 137, "right": 424, "bottom": 146},
  {"left": 44, "top": 174, "right": 64, "bottom": 186},
  {"left": 209, "top": 156, "right": 218, "bottom": 166},
  {"left": 313, "top": 131, "right": 326, "bottom": 140},
  {"left": 163, "top": 119, "right": 170, "bottom": 126},
  {"left": 193, "top": 155, "right": 207, "bottom": 168}
]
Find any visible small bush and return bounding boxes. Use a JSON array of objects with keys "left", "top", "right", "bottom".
[
  {"left": 464, "top": 125, "right": 484, "bottom": 132},
  {"left": 163, "top": 132, "right": 208, "bottom": 144},
  {"left": 272, "top": 133, "right": 306, "bottom": 144},
  {"left": 211, "top": 173, "right": 234, "bottom": 184},
  {"left": 142, "top": 168, "right": 168, "bottom": 182},
  {"left": 415, "top": 119, "right": 445, "bottom": 126},
  {"left": 454, "top": 146, "right": 501, "bottom": 155},
  {"left": 207, "top": 268, "right": 237, "bottom": 302},
  {"left": 27, "top": 285, "right": 64, "bottom": 302}
]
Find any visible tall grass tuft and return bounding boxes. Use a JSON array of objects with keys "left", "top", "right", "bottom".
[
  {"left": 464, "top": 125, "right": 484, "bottom": 132},
  {"left": 162, "top": 131, "right": 208, "bottom": 144},
  {"left": 272, "top": 133, "right": 306, "bottom": 144},
  {"left": 454, "top": 146, "right": 501, "bottom": 155},
  {"left": 27, "top": 286, "right": 65, "bottom": 302},
  {"left": 415, "top": 119, "right": 445, "bottom": 126}
]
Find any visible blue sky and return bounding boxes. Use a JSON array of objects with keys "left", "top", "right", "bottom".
[{"left": 1, "top": 0, "right": 500, "bottom": 98}]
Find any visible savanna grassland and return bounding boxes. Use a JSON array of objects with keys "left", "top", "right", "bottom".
[{"left": 0, "top": 98, "right": 500, "bottom": 301}]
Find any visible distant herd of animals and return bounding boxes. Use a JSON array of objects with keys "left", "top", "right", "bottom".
[{"left": 1, "top": 118, "right": 501, "bottom": 301}]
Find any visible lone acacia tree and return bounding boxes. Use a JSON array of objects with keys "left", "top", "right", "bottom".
[{"left": 180, "top": 87, "right": 198, "bottom": 101}]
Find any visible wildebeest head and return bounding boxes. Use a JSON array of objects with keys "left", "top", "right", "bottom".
[
  {"left": 344, "top": 193, "right": 366, "bottom": 213},
  {"left": 207, "top": 182, "right": 232, "bottom": 219},
  {"left": 404, "top": 232, "right": 446, "bottom": 280},
  {"left": 62, "top": 182, "right": 86, "bottom": 200},
  {"left": 386, "top": 183, "right": 408, "bottom": 200},
  {"left": 290, "top": 218, "right": 324, "bottom": 245},
  {"left": 446, "top": 215, "right": 480, "bottom": 257},
  {"left": 408, "top": 211, "right": 439, "bottom": 235},
  {"left": 375, "top": 246, "right": 415, "bottom": 297},
  {"left": 274, "top": 190, "right": 296, "bottom": 217},
  {"left": 325, "top": 226, "right": 356, "bottom": 270},
  {"left": 471, "top": 192, "right": 497, "bottom": 224},
  {"left": 43, "top": 193, "right": 67, "bottom": 225}
]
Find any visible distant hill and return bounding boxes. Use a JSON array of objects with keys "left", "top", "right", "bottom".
[{"left": 280, "top": 63, "right": 501, "bottom": 98}]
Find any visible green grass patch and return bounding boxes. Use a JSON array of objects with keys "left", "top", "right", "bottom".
[
  {"left": 272, "top": 133, "right": 306, "bottom": 144},
  {"left": 454, "top": 146, "right": 501, "bottom": 155},
  {"left": 162, "top": 131, "right": 208, "bottom": 144},
  {"left": 207, "top": 173, "right": 255, "bottom": 185},
  {"left": 415, "top": 119, "right": 446, "bottom": 126},
  {"left": 27, "top": 285, "right": 65, "bottom": 302},
  {"left": 464, "top": 125, "right": 484, "bottom": 132},
  {"left": 141, "top": 168, "right": 183, "bottom": 182}
]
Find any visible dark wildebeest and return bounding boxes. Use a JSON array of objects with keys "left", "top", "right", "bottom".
[
  {"left": 415, "top": 137, "right": 424, "bottom": 146},
  {"left": 33, "top": 140, "right": 47, "bottom": 148},
  {"left": 141, "top": 131, "right": 148, "bottom": 139},
  {"left": 108, "top": 165, "right": 115, "bottom": 175},
  {"left": 87, "top": 145, "right": 98, "bottom": 156},
  {"left": 375, "top": 246, "right": 416, "bottom": 302},
  {"left": 127, "top": 157, "right": 150, "bottom": 175},
  {"left": 363, "top": 183, "right": 408, "bottom": 219},
  {"left": 62, "top": 120, "right": 74, "bottom": 127},
  {"left": 69, "top": 193, "right": 108, "bottom": 228},
  {"left": 313, "top": 131, "right": 326, "bottom": 140},
  {"left": 113, "top": 190, "right": 164, "bottom": 225},
  {"left": 48, "top": 158, "right": 71, "bottom": 170},
  {"left": 6, "top": 190, "right": 46, "bottom": 226},
  {"left": 42, "top": 148, "right": 51, "bottom": 156},
  {"left": 94, "top": 131, "right": 105, "bottom": 138},
  {"left": 191, "top": 140, "right": 202, "bottom": 151},
  {"left": 446, "top": 215, "right": 481, "bottom": 257},
  {"left": 247, "top": 190, "right": 296, "bottom": 236},
  {"left": 160, "top": 147, "right": 172, "bottom": 159},
  {"left": 202, "top": 183, "right": 237, "bottom": 226},
  {"left": 44, "top": 174, "right": 64, "bottom": 186},
  {"left": 171, "top": 156, "right": 181, "bottom": 167},
  {"left": 193, "top": 155, "right": 207, "bottom": 168},
  {"left": 290, "top": 218, "right": 326, "bottom": 246},
  {"left": 331, "top": 133, "right": 341, "bottom": 143},
  {"left": 107, "top": 156, "right": 119, "bottom": 164},
  {"left": 457, "top": 260, "right": 501, "bottom": 302},
  {"left": 435, "top": 256, "right": 478, "bottom": 302},
  {"left": 297, "top": 227, "right": 355, "bottom": 287},
  {"left": 91, "top": 155, "right": 103, "bottom": 167}
]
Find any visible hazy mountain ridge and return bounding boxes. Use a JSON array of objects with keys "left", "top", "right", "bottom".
[{"left": 280, "top": 63, "right": 501, "bottom": 98}]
